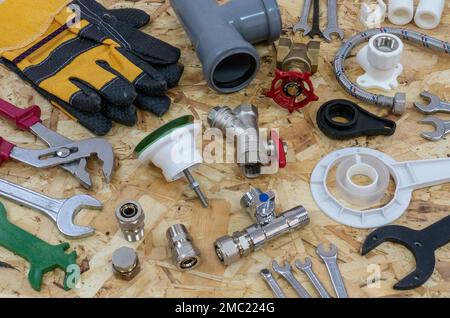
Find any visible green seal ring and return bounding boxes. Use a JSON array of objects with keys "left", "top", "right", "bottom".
[{"left": 134, "top": 115, "right": 195, "bottom": 157}]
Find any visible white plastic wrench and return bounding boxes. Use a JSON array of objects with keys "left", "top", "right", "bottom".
[{"left": 311, "top": 148, "right": 450, "bottom": 228}]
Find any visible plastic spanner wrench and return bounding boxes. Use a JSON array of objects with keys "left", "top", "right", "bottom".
[
  {"left": 0, "top": 178, "right": 102, "bottom": 238},
  {"left": 0, "top": 99, "right": 114, "bottom": 188}
]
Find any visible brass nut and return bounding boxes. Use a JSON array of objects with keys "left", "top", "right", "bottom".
[{"left": 115, "top": 201, "right": 145, "bottom": 242}]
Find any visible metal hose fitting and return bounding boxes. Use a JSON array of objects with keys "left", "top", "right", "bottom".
[
  {"left": 115, "top": 201, "right": 145, "bottom": 242},
  {"left": 167, "top": 224, "right": 201, "bottom": 271},
  {"left": 112, "top": 246, "right": 141, "bottom": 281},
  {"left": 334, "top": 28, "right": 450, "bottom": 114},
  {"left": 214, "top": 188, "right": 310, "bottom": 265}
]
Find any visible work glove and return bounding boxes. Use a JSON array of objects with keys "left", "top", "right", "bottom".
[{"left": 0, "top": 0, "right": 183, "bottom": 135}]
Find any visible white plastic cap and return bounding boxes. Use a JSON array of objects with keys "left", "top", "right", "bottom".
[
  {"left": 388, "top": 0, "right": 414, "bottom": 25},
  {"left": 414, "top": 0, "right": 445, "bottom": 29}
]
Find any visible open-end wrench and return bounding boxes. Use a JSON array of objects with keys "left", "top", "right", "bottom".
[
  {"left": 260, "top": 269, "right": 286, "bottom": 298},
  {"left": 0, "top": 99, "right": 114, "bottom": 188},
  {"left": 293, "top": 0, "right": 312, "bottom": 36},
  {"left": 0, "top": 178, "right": 102, "bottom": 238},
  {"left": 295, "top": 257, "right": 331, "bottom": 298},
  {"left": 316, "top": 243, "right": 348, "bottom": 298},
  {"left": 272, "top": 260, "right": 311, "bottom": 298},
  {"left": 322, "top": 0, "right": 344, "bottom": 42},
  {"left": 308, "top": 0, "right": 323, "bottom": 38},
  {"left": 420, "top": 117, "right": 450, "bottom": 141},
  {"left": 415, "top": 92, "right": 450, "bottom": 114}
]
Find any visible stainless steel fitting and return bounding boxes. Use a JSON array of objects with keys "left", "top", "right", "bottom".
[
  {"left": 115, "top": 201, "right": 145, "bottom": 242},
  {"left": 112, "top": 246, "right": 141, "bottom": 281},
  {"left": 208, "top": 104, "right": 285, "bottom": 178},
  {"left": 166, "top": 224, "right": 201, "bottom": 271},
  {"left": 214, "top": 188, "right": 310, "bottom": 265}
]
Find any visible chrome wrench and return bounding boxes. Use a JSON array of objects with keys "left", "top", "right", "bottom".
[
  {"left": 293, "top": 0, "right": 312, "bottom": 35},
  {"left": 295, "top": 257, "right": 331, "bottom": 298},
  {"left": 415, "top": 92, "right": 450, "bottom": 114},
  {"left": 0, "top": 178, "right": 102, "bottom": 238},
  {"left": 420, "top": 117, "right": 450, "bottom": 141},
  {"left": 323, "top": 0, "right": 344, "bottom": 42},
  {"left": 272, "top": 260, "right": 311, "bottom": 298},
  {"left": 260, "top": 268, "right": 286, "bottom": 298},
  {"left": 316, "top": 243, "right": 348, "bottom": 298}
]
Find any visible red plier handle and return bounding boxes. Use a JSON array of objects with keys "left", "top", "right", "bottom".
[{"left": 0, "top": 99, "right": 41, "bottom": 131}]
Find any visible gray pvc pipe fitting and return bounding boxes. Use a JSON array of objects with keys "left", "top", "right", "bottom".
[{"left": 170, "top": 0, "right": 282, "bottom": 93}]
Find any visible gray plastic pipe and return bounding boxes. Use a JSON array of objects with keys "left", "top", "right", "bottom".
[{"left": 170, "top": 0, "right": 282, "bottom": 93}]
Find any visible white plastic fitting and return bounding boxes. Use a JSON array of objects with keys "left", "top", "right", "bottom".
[
  {"left": 310, "top": 148, "right": 450, "bottom": 228},
  {"left": 360, "top": 0, "right": 387, "bottom": 29},
  {"left": 414, "top": 0, "right": 445, "bottom": 30},
  {"left": 137, "top": 122, "right": 202, "bottom": 182},
  {"left": 336, "top": 154, "right": 390, "bottom": 206},
  {"left": 356, "top": 33, "right": 404, "bottom": 91},
  {"left": 388, "top": 0, "right": 414, "bottom": 25}
]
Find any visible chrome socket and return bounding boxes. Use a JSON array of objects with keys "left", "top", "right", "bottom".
[
  {"left": 115, "top": 201, "right": 145, "bottom": 242},
  {"left": 166, "top": 224, "right": 201, "bottom": 271}
]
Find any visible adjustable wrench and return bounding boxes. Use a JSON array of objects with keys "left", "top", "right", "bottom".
[
  {"left": 420, "top": 117, "right": 450, "bottom": 141},
  {"left": 414, "top": 92, "right": 450, "bottom": 114},
  {"left": 0, "top": 99, "right": 114, "bottom": 188},
  {"left": 0, "top": 178, "right": 102, "bottom": 238},
  {"left": 316, "top": 243, "right": 348, "bottom": 298},
  {"left": 295, "top": 257, "right": 331, "bottom": 298},
  {"left": 260, "top": 269, "right": 286, "bottom": 298},
  {"left": 308, "top": 0, "right": 323, "bottom": 38},
  {"left": 322, "top": 0, "right": 344, "bottom": 42},
  {"left": 272, "top": 260, "right": 311, "bottom": 298},
  {"left": 293, "top": 0, "right": 312, "bottom": 35}
]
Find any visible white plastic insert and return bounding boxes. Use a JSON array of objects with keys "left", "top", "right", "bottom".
[
  {"left": 414, "top": 0, "right": 445, "bottom": 30},
  {"left": 356, "top": 33, "right": 404, "bottom": 91},
  {"left": 360, "top": 0, "right": 387, "bottom": 29},
  {"left": 388, "top": 0, "right": 414, "bottom": 26},
  {"left": 310, "top": 148, "right": 450, "bottom": 228},
  {"left": 336, "top": 154, "right": 390, "bottom": 206}
]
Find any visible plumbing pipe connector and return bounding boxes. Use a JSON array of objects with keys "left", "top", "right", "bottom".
[
  {"left": 170, "top": 0, "right": 282, "bottom": 93},
  {"left": 360, "top": 0, "right": 387, "bottom": 29},
  {"left": 414, "top": 0, "right": 445, "bottom": 30},
  {"left": 388, "top": 0, "right": 414, "bottom": 25},
  {"left": 356, "top": 33, "right": 404, "bottom": 91}
]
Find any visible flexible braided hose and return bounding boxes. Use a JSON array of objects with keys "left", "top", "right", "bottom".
[{"left": 334, "top": 28, "right": 450, "bottom": 114}]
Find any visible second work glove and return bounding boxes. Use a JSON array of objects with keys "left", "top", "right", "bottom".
[{"left": 0, "top": 0, "right": 183, "bottom": 135}]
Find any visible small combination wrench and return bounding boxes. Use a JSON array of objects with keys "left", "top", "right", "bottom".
[
  {"left": 260, "top": 268, "right": 286, "bottom": 298},
  {"left": 295, "top": 257, "right": 331, "bottom": 298},
  {"left": 293, "top": 0, "right": 312, "bottom": 35},
  {"left": 308, "top": 0, "right": 323, "bottom": 38},
  {"left": 322, "top": 0, "right": 344, "bottom": 42},
  {"left": 0, "top": 178, "right": 102, "bottom": 238},
  {"left": 272, "top": 260, "right": 311, "bottom": 298},
  {"left": 415, "top": 92, "right": 450, "bottom": 141},
  {"left": 316, "top": 243, "right": 348, "bottom": 298}
]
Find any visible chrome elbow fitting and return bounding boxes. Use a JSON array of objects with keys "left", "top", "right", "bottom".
[
  {"left": 214, "top": 188, "right": 310, "bottom": 265},
  {"left": 167, "top": 224, "right": 201, "bottom": 271},
  {"left": 115, "top": 201, "right": 145, "bottom": 242}
]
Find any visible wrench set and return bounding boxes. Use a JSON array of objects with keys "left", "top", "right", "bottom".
[{"left": 0, "top": 0, "right": 448, "bottom": 298}]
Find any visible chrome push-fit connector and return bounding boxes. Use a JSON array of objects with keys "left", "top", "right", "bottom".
[
  {"left": 115, "top": 201, "right": 145, "bottom": 242},
  {"left": 214, "top": 188, "right": 310, "bottom": 265},
  {"left": 167, "top": 224, "right": 201, "bottom": 271}
]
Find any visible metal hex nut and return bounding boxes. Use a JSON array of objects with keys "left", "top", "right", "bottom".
[
  {"left": 112, "top": 246, "right": 141, "bottom": 281},
  {"left": 115, "top": 201, "right": 145, "bottom": 242},
  {"left": 214, "top": 235, "right": 241, "bottom": 266}
]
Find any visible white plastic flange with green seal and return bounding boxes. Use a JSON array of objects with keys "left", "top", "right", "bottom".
[{"left": 134, "top": 115, "right": 202, "bottom": 182}]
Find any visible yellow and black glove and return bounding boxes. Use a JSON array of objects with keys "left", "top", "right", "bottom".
[{"left": 0, "top": 0, "right": 183, "bottom": 135}]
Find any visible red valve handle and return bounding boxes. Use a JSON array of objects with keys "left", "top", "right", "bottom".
[
  {"left": 0, "top": 137, "right": 15, "bottom": 165},
  {"left": 265, "top": 69, "right": 319, "bottom": 113},
  {"left": 0, "top": 99, "right": 41, "bottom": 131},
  {"left": 270, "top": 129, "right": 286, "bottom": 169}
]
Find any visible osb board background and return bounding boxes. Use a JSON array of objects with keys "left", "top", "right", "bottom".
[{"left": 0, "top": 0, "right": 449, "bottom": 298}]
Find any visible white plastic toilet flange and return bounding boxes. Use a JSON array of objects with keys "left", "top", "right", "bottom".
[{"left": 310, "top": 148, "right": 450, "bottom": 228}]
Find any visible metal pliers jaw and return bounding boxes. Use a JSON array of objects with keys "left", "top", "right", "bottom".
[{"left": 0, "top": 99, "right": 114, "bottom": 188}]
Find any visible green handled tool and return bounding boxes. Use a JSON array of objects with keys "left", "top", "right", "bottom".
[{"left": 0, "top": 202, "right": 77, "bottom": 291}]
